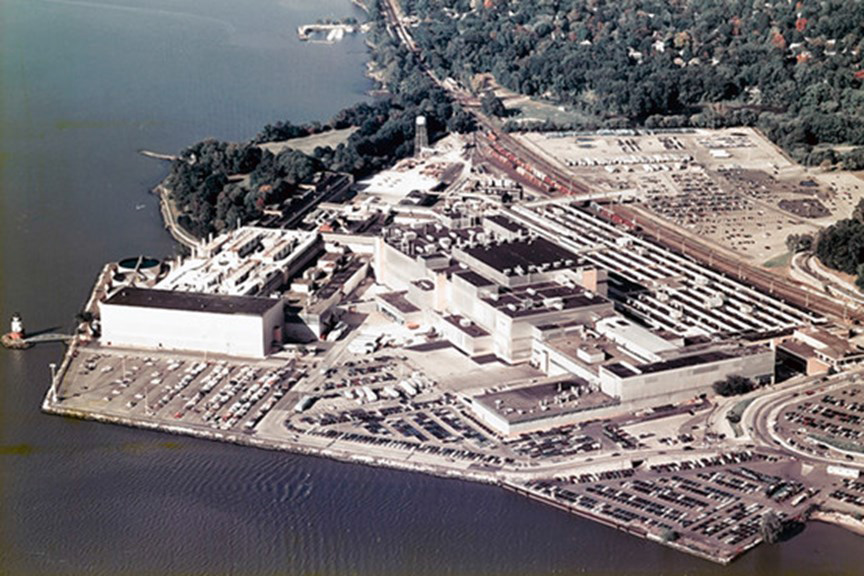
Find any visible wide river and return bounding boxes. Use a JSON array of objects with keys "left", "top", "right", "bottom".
[{"left": 1, "top": 1, "right": 863, "bottom": 574}]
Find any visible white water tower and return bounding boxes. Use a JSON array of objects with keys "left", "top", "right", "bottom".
[
  {"left": 414, "top": 115, "right": 429, "bottom": 156},
  {"left": 10, "top": 313, "right": 24, "bottom": 337}
]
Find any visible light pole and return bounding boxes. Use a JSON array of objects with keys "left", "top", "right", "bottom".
[{"left": 48, "top": 362, "right": 58, "bottom": 403}]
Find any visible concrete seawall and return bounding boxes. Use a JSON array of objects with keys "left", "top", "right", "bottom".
[
  {"left": 499, "top": 481, "right": 741, "bottom": 565},
  {"left": 153, "top": 184, "right": 199, "bottom": 249},
  {"left": 41, "top": 394, "right": 499, "bottom": 488}
]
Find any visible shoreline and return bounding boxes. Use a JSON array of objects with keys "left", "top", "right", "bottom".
[
  {"left": 810, "top": 510, "right": 864, "bottom": 536},
  {"left": 350, "top": 0, "right": 369, "bottom": 14},
  {"left": 31, "top": 331, "right": 761, "bottom": 568},
  {"left": 40, "top": 255, "right": 864, "bottom": 566},
  {"left": 153, "top": 184, "right": 199, "bottom": 250},
  {"left": 44, "top": 368, "right": 864, "bottom": 566},
  {"left": 41, "top": 391, "right": 498, "bottom": 485},
  {"left": 46, "top": 8, "right": 862, "bottom": 566},
  {"left": 41, "top": 381, "right": 746, "bottom": 565}
]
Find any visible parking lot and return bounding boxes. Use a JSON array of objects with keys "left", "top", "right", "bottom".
[
  {"left": 294, "top": 392, "right": 511, "bottom": 468},
  {"left": 777, "top": 383, "right": 864, "bottom": 459},
  {"left": 57, "top": 346, "right": 301, "bottom": 435},
  {"left": 515, "top": 127, "right": 864, "bottom": 265},
  {"left": 504, "top": 424, "right": 600, "bottom": 460},
  {"left": 525, "top": 452, "right": 814, "bottom": 561}
]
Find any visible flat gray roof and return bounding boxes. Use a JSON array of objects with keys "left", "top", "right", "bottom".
[
  {"left": 463, "top": 236, "right": 578, "bottom": 275},
  {"left": 377, "top": 291, "right": 420, "bottom": 314},
  {"left": 103, "top": 287, "right": 281, "bottom": 316},
  {"left": 443, "top": 314, "right": 489, "bottom": 338},
  {"left": 455, "top": 270, "right": 494, "bottom": 287},
  {"left": 473, "top": 379, "right": 617, "bottom": 425},
  {"left": 485, "top": 214, "right": 526, "bottom": 234}
]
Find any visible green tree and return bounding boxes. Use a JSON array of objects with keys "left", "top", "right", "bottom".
[
  {"left": 713, "top": 375, "right": 756, "bottom": 397},
  {"left": 481, "top": 91, "right": 507, "bottom": 118},
  {"left": 786, "top": 233, "right": 813, "bottom": 253},
  {"left": 760, "top": 511, "right": 784, "bottom": 544}
]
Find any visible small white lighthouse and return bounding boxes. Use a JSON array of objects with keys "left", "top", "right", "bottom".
[{"left": 10, "top": 313, "right": 24, "bottom": 338}]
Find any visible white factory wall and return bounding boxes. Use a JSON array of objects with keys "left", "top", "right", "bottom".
[
  {"left": 598, "top": 348, "right": 775, "bottom": 403},
  {"left": 100, "top": 303, "right": 282, "bottom": 358},
  {"left": 341, "top": 260, "right": 370, "bottom": 298},
  {"left": 406, "top": 282, "right": 436, "bottom": 311},
  {"left": 322, "top": 233, "right": 376, "bottom": 255},
  {"left": 437, "top": 317, "right": 492, "bottom": 357},
  {"left": 490, "top": 304, "right": 611, "bottom": 364},
  {"left": 374, "top": 239, "right": 428, "bottom": 292},
  {"left": 469, "top": 397, "right": 626, "bottom": 438},
  {"left": 450, "top": 274, "right": 490, "bottom": 317},
  {"left": 469, "top": 400, "right": 513, "bottom": 436}
]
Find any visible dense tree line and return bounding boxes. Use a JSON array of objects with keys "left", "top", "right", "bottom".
[
  {"left": 815, "top": 200, "right": 864, "bottom": 290},
  {"left": 402, "top": 0, "right": 864, "bottom": 165}
]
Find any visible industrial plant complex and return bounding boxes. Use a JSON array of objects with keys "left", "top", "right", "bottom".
[{"left": 36, "top": 127, "right": 864, "bottom": 565}]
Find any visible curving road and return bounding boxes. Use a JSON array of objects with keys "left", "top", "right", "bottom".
[{"left": 743, "top": 371, "right": 864, "bottom": 468}]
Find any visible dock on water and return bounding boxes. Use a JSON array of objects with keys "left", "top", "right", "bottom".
[
  {"left": 139, "top": 149, "right": 177, "bottom": 162},
  {"left": 297, "top": 23, "right": 356, "bottom": 43}
]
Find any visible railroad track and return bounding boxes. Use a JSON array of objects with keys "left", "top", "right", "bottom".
[
  {"left": 380, "top": 0, "right": 587, "bottom": 196},
  {"left": 610, "top": 204, "right": 864, "bottom": 324}
]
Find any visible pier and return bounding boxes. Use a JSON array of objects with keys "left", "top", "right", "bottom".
[
  {"left": 2, "top": 332, "right": 72, "bottom": 350},
  {"left": 1, "top": 313, "right": 72, "bottom": 350},
  {"left": 139, "top": 149, "right": 177, "bottom": 162},
  {"left": 297, "top": 23, "right": 356, "bottom": 43}
]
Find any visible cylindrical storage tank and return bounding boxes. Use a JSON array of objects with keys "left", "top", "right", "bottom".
[{"left": 117, "top": 256, "right": 161, "bottom": 283}]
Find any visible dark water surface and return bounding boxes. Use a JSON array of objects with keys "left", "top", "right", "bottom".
[{"left": 1, "top": 1, "right": 863, "bottom": 574}]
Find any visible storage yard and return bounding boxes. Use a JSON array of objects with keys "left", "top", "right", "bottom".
[
  {"left": 53, "top": 348, "right": 300, "bottom": 435},
  {"left": 514, "top": 128, "right": 864, "bottom": 265},
  {"left": 776, "top": 379, "right": 864, "bottom": 460}
]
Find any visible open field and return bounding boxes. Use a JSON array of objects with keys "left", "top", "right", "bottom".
[{"left": 259, "top": 126, "right": 358, "bottom": 156}]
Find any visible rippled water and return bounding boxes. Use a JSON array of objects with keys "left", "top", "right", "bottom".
[{"left": 2, "top": 1, "right": 864, "bottom": 574}]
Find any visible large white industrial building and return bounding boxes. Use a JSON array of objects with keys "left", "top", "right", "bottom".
[
  {"left": 100, "top": 288, "right": 284, "bottom": 358},
  {"left": 99, "top": 225, "right": 371, "bottom": 356},
  {"left": 369, "top": 209, "right": 783, "bottom": 428}
]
